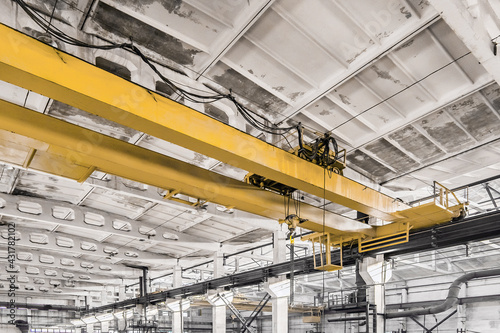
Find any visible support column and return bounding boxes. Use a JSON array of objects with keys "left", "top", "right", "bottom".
[
  {"left": 167, "top": 299, "right": 190, "bottom": 333},
  {"left": 99, "top": 289, "right": 110, "bottom": 332},
  {"left": 101, "top": 290, "right": 108, "bottom": 307},
  {"left": 86, "top": 293, "right": 93, "bottom": 309},
  {"left": 359, "top": 254, "right": 392, "bottom": 333},
  {"left": 100, "top": 321, "right": 109, "bottom": 333},
  {"left": 264, "top": 279, "right": 289, "bottom": 333},
  {"left": 273, "top": 229, "right": 286, "bottom": 264},
  {"left": 457, "top": 304, "right": 466, "bottom": 332},
  {"left": 118, "top": 285, "right": 126, "bottom": 302},
  {"left": 142, "top": 267, "right": 149, "bottom": 295},
  {"left": 173, "top": 265, "right": 182, "bottom": 288},
  {"left": 86, "top": 324, "right": 93, "bottom": 333},
  {"left": 213, "top": 250, "right": 225, "bottom": 278},
  {"left": 208, "top": 251, "right": 227, "bottom": 333},
  {"left": 26, "top": 308, "right": 32, "bottom": 327},
  {"left": 207, "top": 293, "right": 231, "bottom": 333}
]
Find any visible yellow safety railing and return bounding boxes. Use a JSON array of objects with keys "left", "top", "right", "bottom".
[
  {"left": 302, "top": 232, "right": 343, "bottom": 272},
  {"left": 434, "top": 181, "right": 462, "bottom": 209}
]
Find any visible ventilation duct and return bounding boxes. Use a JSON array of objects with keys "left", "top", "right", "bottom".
[{"left": 386, "top": 268, "right": 500, "bottom": 318}]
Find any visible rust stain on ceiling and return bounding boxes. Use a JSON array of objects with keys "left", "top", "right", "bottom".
[
  {"left": 419, "top": 110, "right": 474, "bottom": 153},
  {"left": 446, "top": 94, "right": 500, "bottom": 142},
  {"left": 48, "top": 100, "right": 139, "bottom": 141},
  {"left": 365, "top": 138, "right": 420, "bottom": 173},
  {"left": 346, "top": 149, "right": 396, "bottom": 182},
  {"left": 93, "top": 2, "right": 201, "bottom": 66},
  {"left": 211, "top": 67, "right": 289, "bottom": 116},
  {"left": 388, "top": 125, "right": 445, "bottom": 162}
]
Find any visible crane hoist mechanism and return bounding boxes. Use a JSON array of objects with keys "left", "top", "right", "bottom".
[
  {"left": 253, "top": 132, "right": 469, "bottom": 272},
  {"left": 245, "top": 129, "right": 346, "bottom": 195},
  {"left": 279, "top": 184, "right": 467, "bottom": 272}
]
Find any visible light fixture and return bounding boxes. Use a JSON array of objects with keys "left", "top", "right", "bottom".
[
  {"left": 96, "top": 312, "right": 115, "bottom": 322},
  {"left": 146, "top": 306, "right": 159, "bottom": 317},
  {"left": 81, "top": 315, "right": 99, "bottom": 324},
  {"left": 70, "top": 319, "right": 85, "bottom": 326}
]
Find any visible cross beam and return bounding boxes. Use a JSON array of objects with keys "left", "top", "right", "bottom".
[
  {"left": 0, "top": 226, "right": 169, "bottom": 262},
  {"left": 0, "top": 23, "right": 409, "bottom": 221},
  {"left": 0, "top": 246, "right": 139, "bottom": 277},
  {"left": 0, "top": 99, "right": 374, "bottom": 238},
  {"left": 0, "top": 191, "right": 229, "bottom": 252}
]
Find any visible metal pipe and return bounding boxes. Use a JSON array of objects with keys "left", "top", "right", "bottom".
[
  {"left": 139, "top": 276, "right": 144, "bottom": 297},
  {"left": 386, "top": 268, "right": 500, "bottom": 318},
  {"left": 224, "top": 242, "right": 273, "bottom": 259},
  {"left": 327, "top": 316, "right": 366, "bottom": 322},
  {"left": 365, "top": 302, "right": 370, "bottom": 333},
  {"left": 290, "top": 241, "right": 295, "bottom": 304},
  {"left": 142, "top": 267, "right": 149, "bottom": 295}
]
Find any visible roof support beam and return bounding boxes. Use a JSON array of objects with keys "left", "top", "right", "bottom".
[
  {"left": 6, "top": 273, "right": 118, "bottom": 289},
  {"left": 0, "top": 99, "right": 374, "bottom": 238},
  {"left": 5, "top": 263, "right": 130, "bottom": 285},
  {"left": 0, "top": 23, "right": 408, "bottom": 220},
  {"left": 0, "top": 226, "right": 170, "bottom": 263},
  {"left": 0, "top": 246, "right": 140, "bottom": 277},
  {"left": 86, "top": 176, "right": 280, "bottom": 232},
  {"left": 0, "top": 191, "right": 226, "bottom": 251},
  {"left": 428, "top": 0, "right": 500, "bottom": 85},
  {"left": 0, "top": 282, "right": 102, "bottom": 296}
]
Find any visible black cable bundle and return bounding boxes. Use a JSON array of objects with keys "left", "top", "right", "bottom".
[{"left": 13, "top": 0, "right": 297, "bottom": 137}]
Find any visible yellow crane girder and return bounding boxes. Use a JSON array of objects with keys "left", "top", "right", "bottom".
[
  {"left": 0, "top": 23, "right": 409, "bottom": 221},
  {"left": 0, "top": 99, "right": 374, "bottom": 238}
]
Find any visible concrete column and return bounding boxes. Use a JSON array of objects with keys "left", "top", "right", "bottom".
[
  {"left": 86, "top": 324, "right": 93, "bottom": 333},
  {"left": 208, "top": 253, "right": 227, "bottom": 333},
  {"left": 119, "top": 285, "right": 126, "bottom": 302},
  {"left": 234, "top": 257, "right": 240, "bottom": 273},
  {"left": 359, "top": 254, "right": 391, "bottom": 333},
  {"left": 26, "top": 308, "right": 32, "bottom": 326},
  {"left": 100, "top": 321, "right": 109, "bottom": 333},
  {"left": 136, "top": 303, "right": 146, "bottom": 319},
  {"left": 213, "top": 250, "right": 224, "bottom": 278},
  {"left": 457, "top": 304, "right": 466, "bottom": 331},
  {"left": 173, "top": 265, "right": 182, "bottom": 288},
  {"left": 75, "top": 328, "right": 82, "bottom": 333},
  {"left": 264, "top": 279, "right": 289, "bottom": 333},
  {"left": 167, "top": 299, "right": 190, "bottom": 333},
  {"left": 86, "top": 293, "right": 93, "bottom": 309},
  {"left": 101, "top": 290, "right": 108, "bottom": 306},
  {"left": 207, "top": 293, "right": 231, "bottom": 333},
  {"left": 273, "top": 229, "right": 287, "bottom": 264}
]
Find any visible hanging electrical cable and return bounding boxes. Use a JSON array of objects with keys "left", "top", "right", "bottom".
[{"left": 12, "top": 0, "right": 298, "bottom": 136}]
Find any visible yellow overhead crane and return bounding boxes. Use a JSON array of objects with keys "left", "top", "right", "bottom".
[{"left": 0, "top": 24, "right": 467, "bottom": 271}]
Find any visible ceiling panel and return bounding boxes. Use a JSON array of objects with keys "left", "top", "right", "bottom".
[
  {"left": 245, "top": 8, "right": 343, "bottom": 85},
  {"left": 82, "top": 187, "right": 153, "bottom": 219},
  {"left": 223, "top": 37, "right": 311, "bottom": 105},
  {"left": 275, "top": 0, "right": 373, "bottom": 65}
]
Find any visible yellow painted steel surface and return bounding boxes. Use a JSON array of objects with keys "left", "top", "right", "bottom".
[
  {"left": 375, "top": 202, "right": 466, "bottom": 238},
  {"left": 0, "top": 23, "right": 409, "bottom": 221},
  {"left": 0, "top": 100, "right": 374, "bottom": 237}
]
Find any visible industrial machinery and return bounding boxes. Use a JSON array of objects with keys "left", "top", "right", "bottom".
[
  {"left": 0, "top": 23, "right": 468, "bottom": 274},
  {"left": 245, "top": 130, "right": 346, "bottom": 195}
]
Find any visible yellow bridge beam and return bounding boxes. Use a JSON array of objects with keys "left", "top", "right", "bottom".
[
  {"left": 0, "top": 100, "right": 375, "bottom": 238},
  {"left": 0, "top": 23, "right": 409, "bottom": 221}
]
